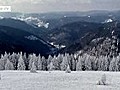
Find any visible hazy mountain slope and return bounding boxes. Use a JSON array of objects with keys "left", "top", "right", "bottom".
[{"left": 0, "top": 25, "right": 56, "bottom": 56}]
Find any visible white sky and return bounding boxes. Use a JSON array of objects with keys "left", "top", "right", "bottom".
[{"left": 0, "top": 0, "right": 120, "bottom": 13}]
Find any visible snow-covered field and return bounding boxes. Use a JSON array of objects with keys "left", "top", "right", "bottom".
[{"left": 0, "top": 71, "right": 120, "bottom": 90}]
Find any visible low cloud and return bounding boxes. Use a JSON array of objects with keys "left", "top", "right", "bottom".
[{"left": 0, "top": 0, "right": 120, "bottom": 13}]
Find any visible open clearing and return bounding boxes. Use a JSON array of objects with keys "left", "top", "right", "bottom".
[{"left": 0, "top": 71, "right": 120, "bottom": 90}]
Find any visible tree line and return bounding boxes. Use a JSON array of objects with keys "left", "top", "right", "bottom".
[{"left": 0, "top": 52, "right": 120, "bottom": 71}]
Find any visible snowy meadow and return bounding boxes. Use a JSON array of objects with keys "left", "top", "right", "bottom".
[
  {"left": 0, "top": 52, "right": 120, "bottom": 90},
  {"left": 0, "top": 71, "right": 120, "bottom": 90}
]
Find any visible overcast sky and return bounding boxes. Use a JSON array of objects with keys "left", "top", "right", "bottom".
[{"left": 0, "top": 0, "right": 120, "bottom": 13}]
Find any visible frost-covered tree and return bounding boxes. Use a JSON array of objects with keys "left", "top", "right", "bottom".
[
  {"left": 85, "top": 55, "right": 92, "bottom": 70},
  {"left": 71, "top": 54, "right": 76, "bottom": 71},
  {"left": 5, "top": 59, "right": 14, "bottom": 70},
  {"left": 65, "top": 65, "right": 71, "bottom": 73},
  {"left": 76, "top": 56, "right": 82, "bottom": 71},
  {"left": 60, "top": 56, "right": 69, "bottom": 71},
  {"left": 91, "top": 56, "right": 98, "bottom": 70},
  {"left": 0, "top": 52, "right": 9, "bottom": 70},
  {"left": 109, "top": 57, "right": 119, "bottom": 71},
  {"left": 9, "top": 52, "right": 18, "bottom": 70},
  {"left": 30, "top": 62, "right": 37, "bottom": 73},
  {"left": 42, "top": 56, "right": 47, "bottom": 70},
  {"left": 17, "top": 55, "right": 26, "bottom": 70},
  {"left": 51, "top": 56, "right": 60, "bottom": 70},
  {"left": 28, "top": 54, "right": 37, "bottom": 70},
  {"left": 104, "top": 56, "right": 109, "bottom": 71},
  {"left": 0, "top": 57, "right": 5, "bottom": 70},
  {"left": 47, "top": 55, "right": 53, "bottom": 65},
  {"left": 28, "top": 54, "right": 33, "bottom": 70},
  {"left": 97, "top": 74, "right": 106, "bottom": 85},
  {"left": 98, "top": 56, "right": 103, "bottom": 71},
  {"left": 22, "top": 53, "right": 28, "bottom": 70},
  {"left": 47, "top": 61, "right": 55, "bottom": 71},
  {"left": 56, "top": 54, "right": 64, "bottom": 70},
  {"left": 37, "top": 54, "right": 42, "bottom": 70}
]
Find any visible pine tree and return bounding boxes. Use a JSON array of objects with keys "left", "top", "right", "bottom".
[
  {"left": 5, "top": 59, "right": 14, "bottom": 70},
  {"left": 30, "top": 62, "right": 37, "bottom": 73},
  {"left": 109, "top": 57, "right": 118, "bottom": 71},
  {"left": 104, "top": 56, "right": 109, "bottom": 71},
  {"left": 98, "top": 56, "right": 103, "bottom": 71},
  {"left": 9, "top": 52, "right": 17, "bottom": 70},
  {"left": 0, "top": 58, "right": 5, "bottom": 70},
  {"left": 76, "top": 56, "right": 82, "bottom": 71},
  {"left": 85, "top": 55, "right": 92, "bottom": 70},
  {"left": 28, "top": 54, "right": 37, "bottom": 70},
  {"left": 52, "top": 56, "right": 60, "bottom": 70},
  {"left": 28, "top": 54, "right": 33, "bottom": 70},
  {"left": 60, "top": 56, "right": 68, "bottom": 71},
  {"left": 65, "top": 65, "right": 71, "bottom": 73},
  {"left": 42, "top": 56, "right": 47, "bottom": 70},
  {"left": 0, "top": 52, "right": 9, "bottom": 70},
  {"left": 47, "top": 55, "right": 53, "bottom": 65},
  {"left": 17, "top": 55, "right": 26, "bottom": 70},
  {"left": 37, "top": 54, "right": 42, "bottom": 70},
  {"left": 47, "top": 61, "right": 55, "bottom": 71},
  {"left": 71, "top": 54, "right": 76, "bottom": 71},
  {"left": 97, "top": 74, "right": 106, "bottom": 85},
  {"left": 56, "top": 54, "right": 64, "bottom": 70}
]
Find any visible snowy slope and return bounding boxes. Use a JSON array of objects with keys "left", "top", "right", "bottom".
[
  {"left": 11, "top": 16, "right": 49, "bottom": 28},
  {"left": 0, "top": 71, "right": 120, "bottom": 90}
]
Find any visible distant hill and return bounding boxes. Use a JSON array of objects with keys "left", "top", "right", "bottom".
[{"left": 0, "top": 25, "right": 57, "bottom": 56}]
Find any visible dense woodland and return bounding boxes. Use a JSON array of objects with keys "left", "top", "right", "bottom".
[{"left": 0, "top": 51, "right": 120, "bottom": 72}]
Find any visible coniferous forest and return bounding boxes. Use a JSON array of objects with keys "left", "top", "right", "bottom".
[{"left": 1, "top": 51, "right": 120, "bottom": 72}]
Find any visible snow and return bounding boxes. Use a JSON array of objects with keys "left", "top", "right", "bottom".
[
  {"left": 25, "top": 35, "right": 38, "bottom": 40},
  {"left": 44, "top": 23, "right": 49, "bottom": 28},
  {"left": 104, "top": 19, "right": 113, "bottom": 23},
  {"left": 0, "top": 16, "right": 4, "bottom": 19},
  {"left": 91, "top": 37, "right": 104, "bottom": 43},
  {"left": 54, "top": 45, "right": 66, "bottom": 49},
  {"left": 61, "top": 45, "right": 66, "bottom": 48},
  {"left": 50, "top": 42, "right": 66, "bottom": 49},
  {"left": 50, "top": 42, "right": 54, "bottom": 45},
  {"left": 11, "top": 16, "right": 49, "bottom": 28},
  {"left": 0, "top": 71, "right": 120, "bottom": 90},
  {"left": 64, "top": 16, "right": 67, "bottom": 18},
  {"left": 112, "top": 30, "right": 114, "bottom": 35},
  {"left": 88, "top": 16, "right": 91, "bottom": 18}
]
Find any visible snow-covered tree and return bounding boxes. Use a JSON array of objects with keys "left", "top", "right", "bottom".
[
  {"left": 28, "top": 54, "right": 37, "bottom": 70},
  {"left": 60, "top": 56, "right": 69, "bottom": 71},
  {"left": 47, "top": 61, "right": 55, "bottom": 71},
  {"left": 0, "top": 58, "right": 5, "bottom": 70},
  {"left": 104, "top": 56, "right": 109, "bottom": 71},
  {"left": 0, "top": 52, "right": 9, "bottom": 70},
  {"left": 65, "top": 65, "right": 71, "bottom": 73},
  {"left": 85, "top": 55, "right": 92, "bottom": 70},
  {"left": 56, "top": 54, "right": 64, "bottom": 70},
  {"left": 47, "top": 55, "right": 53, "bottom": 65},
  {"left": 42, "top": 56, "right": 47, "bottom": 70},
  {"left": 5, "top": 59, "right": 14, "bottom": 70},
  {"left": 30, "top": 62, "right": 37, "bottom": 73},
  {"left": 97, "top": 74, "right": 106, "bottom": 85},
  {"left": 22, "top": 53, "right": 28, "bottom": 70},
  {"left": 37, "top": 54, "right": 42, "bottom": 70},
  {"left": 71, "top": 54, "right": 76, "bottom": 71},
  {"left": 17, "top": 55, "right": 26, "bottom": 70},
  {"left": 98, "top": 56, "right": 103, "bottom": 71},
  {"left": 51, "top": 56, "right": 60, "bottom": 70},
  {"left": 109, "top": 57, "right": 119, "bottom": 71},
  {"left": 76, "top": 56, "right": 82, "bottom": 71},
  {"left": 9, "top": 52, "right": 18, "bottom": 70}
]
